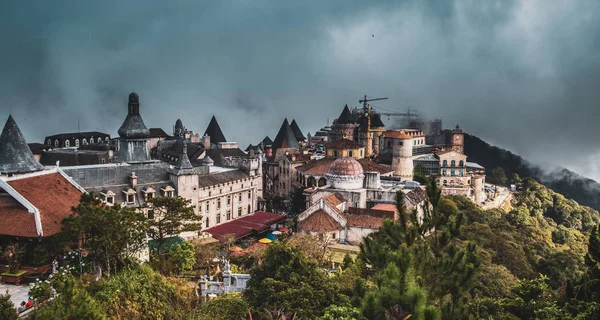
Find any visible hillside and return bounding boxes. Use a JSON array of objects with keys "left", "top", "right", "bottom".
[{"left": 465, "top": 133, "right": 600, "bottom": 212}]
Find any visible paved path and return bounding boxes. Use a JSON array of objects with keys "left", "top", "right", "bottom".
[
  {"left": 482, "top": 186, "right": 512, "bottom": 210},
  {"left": 0, "top": 282, "right": 30, "bottom": 309}
]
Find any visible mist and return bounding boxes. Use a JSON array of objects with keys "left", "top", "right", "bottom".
[{"left": 1, "top": 1, "right": 600, "bottom": 179}]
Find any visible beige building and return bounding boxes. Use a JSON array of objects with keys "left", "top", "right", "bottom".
[{"left": 325, "top": 139, "right": 366, "bottom": 159}]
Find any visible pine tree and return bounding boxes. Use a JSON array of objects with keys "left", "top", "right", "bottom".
[{"left": 0, "top": 293, "right": 18, "bottom": 320}]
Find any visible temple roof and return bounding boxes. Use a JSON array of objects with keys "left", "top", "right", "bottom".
[
  {"left": 204, "top": 116, "right": 227, "bottom": 144},
  {"left": 290, "top": 119, "right": 306, "bottom": 142},
  {"left": 118, "top": 92, "right": 150, "bottom": 139},
  {"left": 336, "top": 105, "right": 355, "bottom": 125},
  {"left": 271, "top": 118, "right": 299, "bottom": 149},
  {"left": 0, "top": 115, "right": 44, "bottom": 174}
]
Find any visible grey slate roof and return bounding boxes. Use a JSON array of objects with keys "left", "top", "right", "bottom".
[
  {"left": 204, "top": 116, "right": 227, "bottom": 144},
  {"left": 261, "top": 136, "right": 273, "bottom": 146},
  {"left": 118, "top": 93, "right": 151, "bottom": 139},
  {"left": 336, "top": 105, "right": 355, "bottom": 124},
  {"left": 290, "top": 119, "right": 306, "bottom": 142},
  {"left": 200, "top": 148, "right": 247, "bottom": 167},
  {"left": 62, "top": 162, "right": 172, "bottom": 189},
  {"left": 0, "top": 115, "right": 44, "bottom": 174},
  {"left": 149, "top": 128, "right": 169, "bottom": 138},
  {"left": 198, "top": 169, "right": 250, "bottom": 188},
  {"left": 271, "top": 118, "right": 299, "bottom": 149}
]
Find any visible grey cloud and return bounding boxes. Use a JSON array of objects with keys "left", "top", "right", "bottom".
[{"left": 1, "top": 1, "right": 600, "bottom": 179}]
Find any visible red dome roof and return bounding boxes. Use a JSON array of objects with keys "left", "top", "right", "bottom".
[{"left": 327, "top": 157, "right": 364, "bottom": 176}]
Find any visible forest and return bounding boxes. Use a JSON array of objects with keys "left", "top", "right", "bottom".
[{"left": 3, "top": 176, "right": 600, "bottom": 319}]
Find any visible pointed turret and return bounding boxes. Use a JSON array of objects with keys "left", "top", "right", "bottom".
[
  {"left": 336, "top": 105, "right": 355, "bottom": 124},
  {"left": 203, "top": 116, "right": 227, "bottom": 144},
  {"left": 261, "top": 136, "right": 273, "bottom": 146},
  {"left": 176, "top": 140, "right": 193, "bottom": 170},
  {"left": 271, "top": 118, "right": 299, "bottom": 149},
  {"left": 290, "top": 119, "right": 306, "bottom": 142},
  {"left": 0, "top": 115, "right": 44, "bottom": 174}
]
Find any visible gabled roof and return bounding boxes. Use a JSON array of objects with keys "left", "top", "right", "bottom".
[
  {"left": 204, "top": 116, "right": 227, "bottom": 144},
  {"left": 336, "top": 105, "right": 355, "bottom": 125},
  {"left": 290, "top": 119, "right": 306, "bottom": 142},
  {"left": 0, "top": 115, "right": 44, "bottom": 174},
  {"left": 204, "top": 211, "right": 286, "bottom": 240},
  {"left": 271, "top": 118, "right": 299, "bottom": 149},
  {"left": 1, "top": 172, "right": 84, "bottom": 237},
  {"left": 298, "top": 209, "right": 342, "bottom": 231}
]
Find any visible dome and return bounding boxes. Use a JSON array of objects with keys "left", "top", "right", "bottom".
[
  {"left": 327, "top": 157, "right": 364, "bottom": 176},
  {"left": 129, "top": 92, "right": 139, "bottom": 103},
  {"left": 325, "top": 157, "right": 365, "bottom": 190}
]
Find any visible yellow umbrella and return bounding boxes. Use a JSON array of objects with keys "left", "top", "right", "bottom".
[{"left": 258, "top": 238, "right": 272, "bottom": 244}]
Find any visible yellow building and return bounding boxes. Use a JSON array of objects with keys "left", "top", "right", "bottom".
[{"left": 325, "top": 139, "right": 366, "bottom": 159}]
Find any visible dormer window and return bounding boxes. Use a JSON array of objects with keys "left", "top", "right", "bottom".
[
  {"left": 161, "top": 186, "right": 175, "bottom": 197},
  {"left": 143, "top": 187, "right": 156, "bottom": 201},
  {"left": 105, "top": 137, "right": 109, "bottom": 143},
  {"left": 100, "top": 190, "right": 116, "bottom": 205},
  {"left": 123, "top": 188, "right": 136, "bottom": 204},
  {"left": 55, "top": 140, "right": 59, "bottom": 147},
  {"left": 47, "top": 139, "right": 51, "bottom": 145},
  {"left": 65, "top": 140, "right": 70, "bottom": 147},
  {"left": 83, "top": 138, "right": 88, "bottom": 145}
]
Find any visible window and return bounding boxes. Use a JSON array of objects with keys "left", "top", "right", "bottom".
[
  {"left": 238, "top": 194, "right": 242, "bottom": 201},
  {"left": 217, "top": 199, "right": 221, "bottom": 209},
  {"left": 47, "top": 139, "right": 51, "bottom": 145},
  {"left": 55, "top": 140, "right": 59, "bottom": 147},
  {"left": 238, "top": 207, "right": 242, "bottom": 217},
  {"left": 127, "top": 194, "right": 134, "bottom": 203},
  {"left": 75, "top": 139, "right": 80, "bottom": 147},
  {"left": 387, "top": 141, "right": 391, "bottom": 148},
  {"left": 106, "top": 196, "right": 114, "bottom": 204},
  {"left": 230, "top": 186, "right": 232, "bottom": 192},
  {"left": 82, "top": 138, "right": 87, "bottom": 145},
  {"left": 442, "top": 160, "right": 448, "bottom": 167},
  {"left": 459, "top": 160, "right": 464, "bottom": 167},
  {"left": 334, "top": 150, "right": 338, "bottom": 157},
  {"left": 248, "top": 205, "right": 251, "bottom": 214},
  {"left": 166, "top": 191, "right": 173, "bottom": 197},
  {"left": 443, "top": 180, "right": 447, "bottom": 185},
  {"left": 146, "top": 192, "right": 154, "bottom": 200},
  {"left": 216, "top": 215, "right": 221, "bottom": 224},
  {"left": 65, "top": 140, "right": 70, "bottom": 147},
  {"left": 206, "top": 202, "right": 210, "bottom": 212},
  {"left": 219, "top": 189, "right": 222, "bottom": 194},
  {"left": 105, "top": 137, "right": 109, "bottom": 143},
  {"left": 451, "top": 160, "right": 456, "bottom": 167},
  {"left": 227, "top": 195, "right": 231, "bottom": 205},
  {"left": 209, "top": 191, "right": 211, "bottom": 196},
  {"left": 101, "top": 159, "right": 106, "bottom": 164},
  {"left": 205, "top": 217, "right": 209, "bottom": 228},
  {"left": 226, "top": 210, "right": 231, "bottom": 220},
  {"left": 459, "top": 169, "right": 464, "bottom": 176},
  {"left": 332, "top": 232, "right": 336, "bottom": 240},
  {"left": 451, "top": 170, "right": 455, "bottom": 176},
  {"left": 147, "top": 210, "right": 155, "bottom": 220},
  {"left": 248, "top": 191, "right": 251, "bottom": 199},
  {"left": 360, "top": 150, "right": 363, "bottom": 157},
  {"left": 349, "top": 150, "right": 353, "bottom": 157}
]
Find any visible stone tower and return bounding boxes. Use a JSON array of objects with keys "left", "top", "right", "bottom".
[
  {"left": 472, "top": 175, "right": 486, "bottom": 204},
  {"left": 391, "top": 131, "right": 414, "bottom": 181},
  {"left": 450, "top": 124, "right": 465, "bottom": 153},
  {"left": 117, "top": 92, "right": 151, "bottom": 162}
]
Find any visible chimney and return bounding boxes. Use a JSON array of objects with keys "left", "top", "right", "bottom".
[
  {"left": 203, "top": 134, "right": 211, "bottom": 149},
  {"left": 130, "top": 172, "right": 138, "bottom": 189}
]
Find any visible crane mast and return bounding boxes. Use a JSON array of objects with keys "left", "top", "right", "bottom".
[{"left": 359, "top": 95, "right": 388, "bottom": 157}]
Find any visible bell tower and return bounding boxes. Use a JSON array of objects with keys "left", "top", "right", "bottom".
[{"left": 451, "top": 125, "right": 464, "bottom": 153}]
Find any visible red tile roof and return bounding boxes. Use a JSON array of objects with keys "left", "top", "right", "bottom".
[
  {"left": 323, "top": 193, "right": 344, "bottom": 207},
  {"left": 349, "top": 207, "right": 395, "bottom": 220},
  {"left": 371, "top": 203, "right": 398, "bottom": 214},
  {"left": 296, "top": 158, "right": 392, "bottom": 176},
  {"left": 4, "top": 172, "right": 83, "bottom": 237},
  {"left": 298, "top": 209, "right": 342, "bottom": 232},
  {"left": 204, "top": 211, "right": 286, "bottom": 240},
  {"left": 344, "top": 214, "right": 384, "bottom": 229},
  {"left": 0, "top": 197, "right": 37, "bottom": 237}
]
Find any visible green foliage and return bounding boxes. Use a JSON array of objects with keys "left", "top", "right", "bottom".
[
  {"left": 319, "top": 304, "right": 365, "bottom": 320},
  {"left": 500, "top": 276, "right": 568, "bottom": 319},
  {"left": 490, "top": 167, "right": 508, "bottom": 186},
  {"left": 34, "top": 277, "right": 106, "bottom": 320},
  {"left": 197, "top": 293, "right": 248, "bottom": 320},
  {"left": 88, "top": 264, "right": 193, "bottom": 319},
  {"left": 0, "top": 294, "right": 18, "bottom": 320},
  {"left": 146, "top": 196, "right": 201, "bottom": 254},
  {"left": 244, "top": 242, "right": 348, "bottom": 319},
  {"left": 62, "top": 193, "right": 148, "bottom": 276},
  {"left": 167, "top": 242, "right": 196, "bottom": 274},
  {"left": 2, "top": 244, "right": 25, "bottom": 274}
]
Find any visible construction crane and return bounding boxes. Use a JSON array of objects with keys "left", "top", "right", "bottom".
[{"left": 359, "top": 95, "right": 388, "bottom": 157}]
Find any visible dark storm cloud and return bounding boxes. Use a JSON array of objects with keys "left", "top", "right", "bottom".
[{"left": 1, "top": 1, "right": 600, "bottom": 178}]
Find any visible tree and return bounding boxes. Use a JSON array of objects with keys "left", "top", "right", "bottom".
[
  {"left": 490, "top": 167, "right": 508, "bottom": 186},
  {"left": 287, "top": 233, "right": 333, "bottom": 266},
  {"left": 319, "top": 304, "right": 365, "bottom": 320},
  {"left": 146, "top": 196, "right": 201, "bottom": 254},
  {"left": 2, "top": 244, "right": 25, "bottom": 274},
  {"left": 0, "top": 294, "right": 18, "bottom": 320},
  {"left": 197, "top": 293, "right": 248, "bottom": 320},
  {"left": 244, "top": 242, "right": 348, "bottom": 318},
  {"left": 62, "top": 193, "right": 148, "bottom": 276},
  {"left": 34, "top": 277, "right": 106, "bottom": 320},
  {"left": 166, "top": 242, "right": 196, "bottom": 275}
]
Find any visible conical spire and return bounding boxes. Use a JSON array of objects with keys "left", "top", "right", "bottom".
[
  {"left": 0, "top": 115, "right": 44, "bottom": 174},
  {"left": 176, "top": 139, "right": 194, "bottom": 170},
  {"left": 336, "top": 104, "right": 355, "bottom": 125},
  {"left": 290, "top": 119, "right": 306, "bottom": 142},
  {"left": 261, "top": 136, "right": 273, "bottom": 146},
  {"left": 271, "top": 118, "right": 299, "bottom": 149},
  {"left": 204, "top": 116, "right": 227, "bottom": 144}
]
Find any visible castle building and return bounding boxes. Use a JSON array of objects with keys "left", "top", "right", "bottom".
[
  {"left": 325, "top": 139, "right": 365, "bottom": 159},
  {"left": 44, "top": 131, "right": 111, "bottom": 149},
  {"left": 58, "top": 93, "right": 263, "bottom": 239}
]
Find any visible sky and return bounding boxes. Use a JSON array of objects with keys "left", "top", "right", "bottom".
[{"left": 1, "top": 1, "right": 600, "bottom": 179}]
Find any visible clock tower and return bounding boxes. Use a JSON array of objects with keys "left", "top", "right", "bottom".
[{"left": 451, "top": 125, "right": 464, "bottom": 153}]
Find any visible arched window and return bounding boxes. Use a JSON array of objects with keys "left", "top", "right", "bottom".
[
  {"left": 105, "top": 137, "right": 109, "bottom": 143},
  {"left": 55, "top": 140, "right": 59, "bottom": 147},
  {"left": 443, "top": 180, "right": 447, "bottom": 185},
  {"left": 334, "top": 150, "right": 338, "bottom": 157},
  {"left": 442, "top": 160, "right": 448, "bottom": 167},
  {"left": 349, "top": 150, "right": 353, "bottom": 157},
  {"left": 451, "top": 160, "right": 456, "bottom": 167},
  {"left": 90, "top": 137, "right": 94, "bottom": 144},
  {"left": 46, "top": 139, "right": 51, "bottom": 145},
  {"left": 205, "top": 217, "right": 209, "bottom": 228},
  {"left": 318, "top": 178, "right": 326, "bottom": 187},
  {"left": 451, "top": 170, "right": 455, "bottom": 176},
  {"left": 75, "top": 139, "right": 80, "bottom": 147},
  {"left": 65, "top": 140, "right": 70, "bottom": 147},
  {"left": 387, "top": 141, "right": 391, "bottom": 148},
  {"left": 83, "top": 138, "right": 87, "bottom": 145},
  {"left": 459, "top": 160, "right": 464, "bottom": 167}
]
